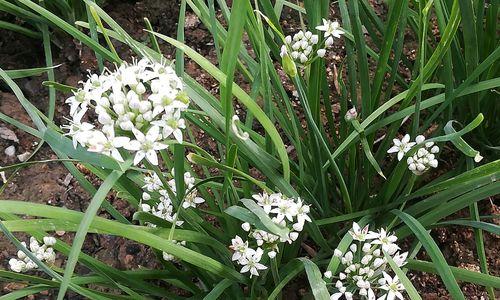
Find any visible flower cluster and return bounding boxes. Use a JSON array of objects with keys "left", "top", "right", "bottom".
[
  {"left": 229, "top": 192, "right": 312, "bottom": 277},
  {"left": 140, "top": 170, "right": 204, "bottom": 261},
  {"left": 62, "top": 58, "right": 190, "bottom": 166},
  {"left": 387, "top": 134, "right": 440, "bottom": 175},
  {"left": 9, "top": 236, "right": 57, "bottom": 273},
  {"left": 280, "top": 19, "right": 343, "bottom": 67},
  {"left": 141, "top": 170, "right": 205, "bottom": 225},
  {"left": 324, "top": 223, "right": 407, "bottom": 300}
]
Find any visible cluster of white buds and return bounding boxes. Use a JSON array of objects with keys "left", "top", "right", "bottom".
[
  {"left": 387, "top": 134, "right": 440, "bottom": 175},
  {"left": 280, "top": 19, "right": 343, "bottom": 72},
  {"left": 229, "top": 191, "right": 312, "bottom": 277},
  {"left": 324, "top": 223, "right": 407, "bottom": 300},
  {"left": 140, "top": 170, "right": 204, "bottom": 261},
  {"left": 62, "top": 58, "right": 189, "bottom": 166},
  {"left": 9, "top": 236, "right": 57, "bottom": 273},
  {"left": 280, "top": 30, "right": 320, "bottom": 64}
]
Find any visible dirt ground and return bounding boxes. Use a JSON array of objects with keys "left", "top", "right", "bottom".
[{"left": 0, "top": 0, "right": 498, "bottom": 299}]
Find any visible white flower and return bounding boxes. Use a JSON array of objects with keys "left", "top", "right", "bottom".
[
  {"left": 62, "top": 108, "right": 94, "bottom": 148},
  {"left": 330, "top": 284, "right": 353, "bottom": 300},
  {"left": 294, "top": 198, "right": 312, "bottom": 230},
  {"left": 316, "top": 19, "right": 343, "bottom": 38},
  {"left": 65, "top": 89, "right": 90, "bottom": 117},
  {"left": 229, "top": 236, "right": 249, "bottom": 262},
  {"left": 125, "top": 126, "right": 168, "bottom": 165},
  {"left": 324, "top": 270, "right": 333, "bottom": 279},
  {"left": 252, "top": 192, "right": 276, "bottom": 214},
  {"left": 393, "top": 252, "right": 408, "bottom": 267},
  {"left": 270, "top": 198, "right": 298, "bottom": 223},
  {"left": 87, "top": 129, "right": 130, "bottom": 162},
  {"left": 415, "top": 135, "right": 426, "bottom": 144},
  {"left": 370, "top": 228, "right": 398, "bottom": 252},
  {"left": 379, "top": 272, "right": 404, "bottom": 300},
  {"left": 151, "top": 110, "right": 186, "bottom": 143},
  {"left": 239, "top": 248, "right": 267, "bottom": 277},
  {"left": 182, "top": 191, "right": 205, "bottom": 209},
  {"left": 349, "top": 222, "right": 378, "bottom": 241},
  {"left": 387, "top": 134, "right": 415, "bottom": 161},
  {"left": 268, "top": 250, "right": 277, "bottom": 259}
]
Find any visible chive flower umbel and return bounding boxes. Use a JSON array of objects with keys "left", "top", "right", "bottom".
[
  {"left": 324, "top": 222, "right": 408, "bottom": 300},
  {"left": 229, "top": 191, "right": 312, "bottom": 277},
  {"left": 387, "top": 134, "right": 440, "bottom": 175},
  {"left": 8, "top": 236, "right": 57, "bottom": 273},
  {"left": 62, "top": 58, "right": 189, "bottom": 166}
]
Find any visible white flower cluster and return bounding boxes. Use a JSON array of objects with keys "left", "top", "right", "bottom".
[
  {"left": 62, "top": 58, "right": 189, "bottom": 166},
  {"left": 324, "top": 223, "right": 407, "bottom": 300},
  {"left": 9, "top": 236, "right": 57, "bottom": 273},
  {"left": 140, "top": 170, "right": 204, "bottom": 261},
  {"left": 280, "top": 19, "right": 343, "bottom": 65},
  {"left": 280, "top": 30, "right": 319, "bottom": 64},
  {"left": 229, "top": 192, "right": 312, "bottom": 277},
  {"left": 387, "top": 134, "right": 440, "bottom": 175}
]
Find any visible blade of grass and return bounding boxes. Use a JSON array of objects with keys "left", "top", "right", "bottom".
[
  {"left": 392, "top": 209, "right": 465, "bottom": 299},
  {"left": 56, "top": 169, "right": 126, "bottom": 300}
]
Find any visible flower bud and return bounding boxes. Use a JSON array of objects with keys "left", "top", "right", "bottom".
[
  {"left": 138, "top": 101, "right": 152, "bottom": 113},
  {"left": 282, "top": 54, "right": 298, "bottom": 77},
  {"left": 324, "top": 271, "right": 332, "bottom": 279},
  {"left": 113, "top": 103, "right": 126, "bottom": 115},
  {"left": 415, "top": 135, "right": 425, "bottom": 144},
  {"left": 241, "top": 222, "right": 251, "bottom": 232},
  {"left": 135, "top": 82, "right": 146, "bottom": 94},
  {"left": 317, "top": 49, "right": 326, "bottom": 57},
  {"left": 43, "top": 236, "right": 57, "bottom": 246},
  {"left": 334, "top": 248, "right": 343, "bottom": 257}
]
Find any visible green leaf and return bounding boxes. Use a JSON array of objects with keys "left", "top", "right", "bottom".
[
  {"left": 299, "top": 258, "right": 330, "bottom": 300},
  {"left": 57, "top": 169, "right": 126, "bottom": 300},
  {"left": 407, "top": 259, "right": 500, "bottom": 289},
  {"left": 392, "top": 210, "right": 465, "bottom": 299}
]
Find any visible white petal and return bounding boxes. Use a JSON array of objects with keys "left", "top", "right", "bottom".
[
  {"left": 112, "top": 136, "right": 130, "bottom": 148},
  {"left": 146, "top": 150, "right": 159, "bottom": 165},
  {"left": 397, "top": 151, "right": 404, "bottom": 161},
  {"left": 146, "top": 126, "right": 160, "bottom": 141},
  {"left": 124, "top": 140, "right": 141, "bottom": 151},
  {"left": 133, "top": 151, "right": 146, "bottom": 165}
]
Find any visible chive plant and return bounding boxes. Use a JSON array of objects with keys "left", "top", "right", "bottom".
[{"left": 0, "top": 0, "right": 499, "bottom": 299}]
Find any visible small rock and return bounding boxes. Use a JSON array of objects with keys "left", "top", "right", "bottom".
[
  {"left": 62, "top": 173, "right": 73, "bottom": 186},
  {"left": 17, "top": 151, "right": 31, "bottom": 162},
  {"left": 4, "top": 145, "right": 15, "bottom": 157},
  {"left": 0, "top": 126, "right": 19, "bottom": 143}
]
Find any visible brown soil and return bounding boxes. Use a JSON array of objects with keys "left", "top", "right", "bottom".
[{"left": 0, "top": 0, "right": 498, "bottom": 299}]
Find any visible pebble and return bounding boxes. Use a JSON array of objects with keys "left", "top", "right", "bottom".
[
  {"left": 17, "top": 151, "right": 31, "bottom": 162},
  {"left": 4, "top": 145, "right": 15, "bottom": 157}
]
